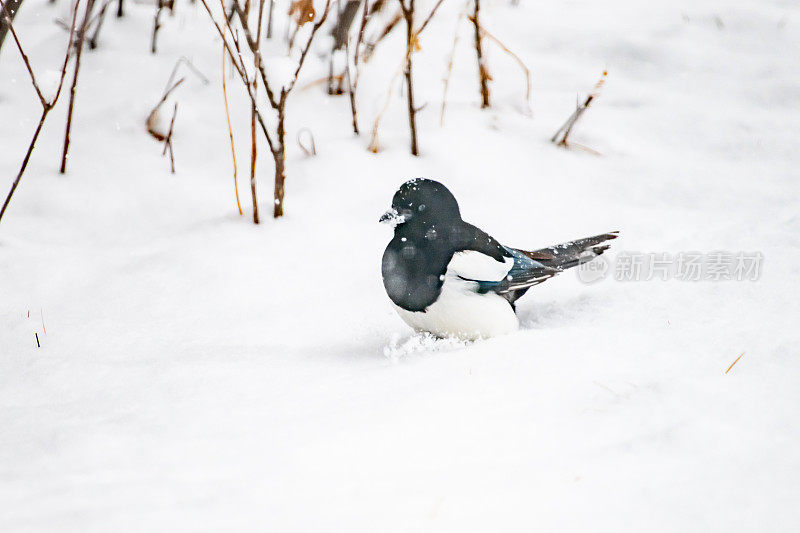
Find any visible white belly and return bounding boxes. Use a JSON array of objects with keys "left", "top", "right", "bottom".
[{"left": 391, "top": 276, "right": 519, "bottom": 340}]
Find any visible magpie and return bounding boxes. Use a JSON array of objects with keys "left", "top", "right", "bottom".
[{"left": 380, "top": 178, "right": 618, "bottom": 340}]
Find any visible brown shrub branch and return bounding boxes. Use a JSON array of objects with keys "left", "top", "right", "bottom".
[{"left": 0, "top": 0, "right": 80, "bottom": 227}]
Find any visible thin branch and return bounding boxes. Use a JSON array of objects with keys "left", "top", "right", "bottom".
[
  {"left": 414, "top": 0, "right": 443, "bottom": 34},
  {"left": 285, "top": 0, "right": 331, "bottom": 94},
  {"left": 0, "top": 0, "right": 81, "bottom": 227},
  {"left": 551, "top": 70, "right": 606, "bottom": 147},
  {"left": 222, "top": 47, "right": 243, "bottom": 215},
  {"left": 230, "top": 0, "right": 279, "bottom": 109},
  {"left": 198, "top": 0, "right": 277, "bottom": 153},
  {"left": 440, "top": 5, "right": 466, "bottom": 125},
  {"left": 250, "top": 0, "right": 265, "bottom": 224},
  {"left": 0, "top": 0, "right": 48, "bottom": 107},
  {"left": 161, "top": 102, "right": 178, "bottom": 173},
  {"left": 164, "top": 56, "right": 210, "bottom": 93},
  {"left": 59, "top": 0, "right": 97, "bottom": 174},
  {"left": 343, "top": 13, "right": 358, "bottom": 133},
  {"left": 296, "top": 127, "right": 316, "bottom": 156},
  {"left": 152, "top": 0, "right": 166, "bottom": 53},
  {"left": 473, "top": 16, "right": 531, "bottom": 114},
  {"left": 266, "top": 0, "right": 274, "bottom": 38},
  {"left": 363, "top": 11, "right": 400, "bottom": 61},
  {"left": 367, "top": 61, "right": 403, "bottom": 152},
  {"left": 471, "top": 0, "right": 489, "bottom": 108},
  {"left": 88, "top": 0, "right": 111, "bottom": 49},
  {"left": 146, "top": 77, "right": 184, "bottom": 140},
  {"left": 725, "top": 352, "right": 745, "bottom": 374},
  {"left": 353, "top": 0, "right": 369, "bottom": 70}
]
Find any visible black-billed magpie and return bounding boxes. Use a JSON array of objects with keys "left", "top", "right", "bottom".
[{"left": 380, "top": 178, "right": 617, "bottom": 339}]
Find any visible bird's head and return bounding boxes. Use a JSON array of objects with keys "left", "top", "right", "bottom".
[{"left": 379, "top": 178, "right": 461, "bottom": 230}]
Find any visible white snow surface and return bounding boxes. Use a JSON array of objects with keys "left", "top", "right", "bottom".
[{"left": 1, "top": 0, "right": 800, "bottom": 531}]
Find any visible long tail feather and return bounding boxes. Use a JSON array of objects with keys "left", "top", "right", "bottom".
[{"left": 523, "top": 231, "right": 618, "bottom": 271}]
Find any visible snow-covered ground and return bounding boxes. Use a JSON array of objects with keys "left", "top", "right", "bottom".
[{"left": 1, "top": 0, "right": 799, "bottom": 530}]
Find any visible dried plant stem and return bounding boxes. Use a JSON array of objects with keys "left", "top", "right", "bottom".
[
  {"left": 402, "top": 26, "right": 418, "bottom": 155},
  {"left": 161, "top": 102, "right": 178, "bottom": 173},
  {"left": 60, "top": 0, "right": 97, "bottom": 175},
  {"left": 396, "top": 0, "right": 444, "bottom": 155},
  {"left": 164, "top": 56, "right": 210, "bottom": 91},
  {"left": 250, "top": 99, "right": 259, "bottom": 223},
  {"left": 471, "top": 0, "right": 489, "bottom": 108},
  {"left": 88, "top": 0, "right": 110, "bottom": 49},
  {"left": 146, "top": 77, "right": 184, "bottom": 140},
  {"left": 221, "top": 48, "right": 243, "bottom": 216},
  {"left": 0, "top": 0, "right": 80, "bottom": 227},
  {"left": 471, "top": 17, "right": 531, "bottom": 114},
  {"left": 551, "top": 70, "right": 607, "bottom": 147},
  {"left": 202, "top": 0, "right": 330, "bottom": 218},
  {"left": 440, "top": 6, "right": 466, "bottom": 126},
  {"left": 344, "top": 0, "right": 370, "bottom": 134},
  {"left": 250, "top": 0, "right": 266, "bottom": 225},
  {"left": 363, "top": 11, "right": 400, "bottom": 61},
  {"left": 725, "top": 352, "right": 745, "bottom": 374},
  {"left": 344, "top": 27, "right": 358, "bottom": 134},
  {"left": 368, "top": 62, "right": 403, "bottom": 152},
  {"left": 296, "top": 128, "right": 316, "bottom": 156},
  {"left": 0, "top": 0, "right": 22, "bottom": 52},
  {"left": 152, "top": 0, "right": 165, "bottom": 53},
  {"left": 266, "top": 0, "right": 274, "bottom": 38}
]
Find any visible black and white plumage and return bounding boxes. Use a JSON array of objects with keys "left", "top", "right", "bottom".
[{"left": 380, "top": 178, "right": 617, "bottom": 339}]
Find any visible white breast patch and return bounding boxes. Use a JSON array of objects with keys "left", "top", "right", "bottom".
[{"left": 391, "top": 252, "right": 519, "bottom": 340}]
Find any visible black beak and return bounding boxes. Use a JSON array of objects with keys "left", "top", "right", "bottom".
[{"left": 379, "top": 208, "right": 398, "bottom": 224}]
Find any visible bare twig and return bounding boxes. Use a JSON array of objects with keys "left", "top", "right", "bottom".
[
  {"left": 343, "top": 8, "right": 357, "bottom": 132},
  {"left": 368, "top": 61, "right": 403, "bottom": 152},
  {"left": 200, "top": 0, "right": 330, "bottom": 218},
  {"left": 0, "top": 0, "right": 22, "bottom": 53},
  {"left": 164, "top": 56, "right": 210, "bottom": 93},
  {"left": 152, "top": 0, "right": 174, "bottom": 54},
  {"left": 146, "top": 77, "right": 184, "bottom": 140},
  {"left": 440, "top": 5, "right": 466, "bottom": 125},
  {"left": 161, "top": 102, "right": 178, "bottom": 173},
  {"left": 60, "top": 0, "right": 97, "bottom": 174},
  {"left": 0, "top": 0, "right": 80, "bottom": 227},
  {"left": 473, "top": 17, "right": 531, "bottom": 114},
  {"left": 286, "top": 0, "right": 331, "bottom": 93},
  {"left": 88, "top": 0, "right": 115, "bottom": 49},
  {"left": 396, "top": 0, "right": 442, "bottom": 155},
  {"left": 198, "top": 0, "right": 276, "bottom": 153},
  {"left": 221, "top": 47, "right": 243, "bottom": 216},
  {"left": 266, "top": 0, "right": 274, "bottom": 37},
  {"left": 725, "top": 352, "right": 745, "bottom": 374},
  {"left": 1, "top": 0, "right": 48, "bottom": 107},
  {"left": 471, "top": 0, "right": 489, "bottom": 108},
  {"left": 296, "top": 128, "right": 316, "bottom": 155},
  {"left": 415, "top": 0, "right": 443, "bottom": 34},
  {"left": 353, "top": 0, "right": 369, "bottom": 69},
  {"left": 363, "top": 10, "right": 400, "bottom": 61},
  {"left": 551, "top": 70, "right": 607, "bottom": 148},
  {"left": 250, "top": 0, "right": 265, "bottom": 225},
  {"left": 344, "top": 0, "right": 370, "bottom": 134}
]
